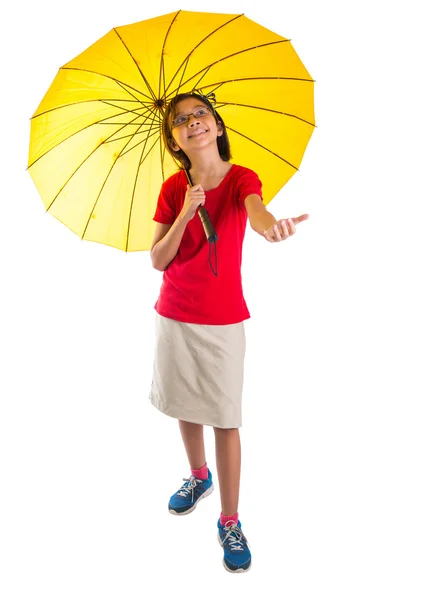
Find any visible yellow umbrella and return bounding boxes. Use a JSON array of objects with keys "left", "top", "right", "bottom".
[{"left": 28, "top": 10, "right": 315, "bottom": 252}]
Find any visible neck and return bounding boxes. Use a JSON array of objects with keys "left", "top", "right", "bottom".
[{"left": 188, "top": 148, "right": 228, "bottom": 178}]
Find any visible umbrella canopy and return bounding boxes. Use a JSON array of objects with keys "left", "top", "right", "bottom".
[{"left": 28, "top": 10, "right": 315, "bottom": 252}]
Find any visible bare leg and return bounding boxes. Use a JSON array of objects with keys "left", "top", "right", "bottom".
[
  {"left": 178, "top": 419, "right": 206, "bottom": 470},
  {"left": 213, "top": 427, "right": 241, "bottom": 516}
]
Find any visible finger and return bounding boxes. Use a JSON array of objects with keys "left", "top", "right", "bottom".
[
  {"left": 273, "top": 223, "right": 282, "bottom": 241},
  {"left": 292, "top": 214, "right": 309, "bottom": 224},
  {"left": 279, "top": 219, "right": 291, "bottom": 238},
  {"left": 190, "top": 192, "right": 206, "bottom": 200},
  {"left": 286, "top": 218, "right": 296, "bottom": 235},
  {"left": 276, "top": 220, "right": 286, "bottom": 238}
]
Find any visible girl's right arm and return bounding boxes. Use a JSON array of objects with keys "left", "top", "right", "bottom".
[
  {"left": 150, "top": 185, "right": 206, "bottom": 271},
  {"left": 150, "top": 213, "right": 190, "bottom": 271}
]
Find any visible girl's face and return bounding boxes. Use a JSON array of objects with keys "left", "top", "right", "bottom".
[{"left": 170, "top": 97, "right": 223, "bottom": 154}]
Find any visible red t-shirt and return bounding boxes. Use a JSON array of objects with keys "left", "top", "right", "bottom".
[{"left": 153, "top": 164, "right": 263, "bottom": 325}]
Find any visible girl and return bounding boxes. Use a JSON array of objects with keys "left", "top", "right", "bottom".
[{"left": 149, "top": 92, "right": 309, "bottom": 573}]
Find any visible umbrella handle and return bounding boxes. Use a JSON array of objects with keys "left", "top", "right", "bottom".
[
  {"left": 198, "top": 206, "right": 218, "bottom": 243},
  {"left": 184, "top": 169, "right": 218, "bottom": 243}
]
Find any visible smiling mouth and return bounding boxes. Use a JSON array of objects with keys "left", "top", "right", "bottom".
[{"left": 188, "top": 130, "right": 208, "bottom": 138}]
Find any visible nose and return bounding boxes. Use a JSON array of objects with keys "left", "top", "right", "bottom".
[{"left": 188, "top": 115, "right": 200, "bottom": 126}]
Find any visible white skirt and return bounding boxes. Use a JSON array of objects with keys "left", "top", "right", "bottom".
[{"left": 149, "top": 314, "right": 246, "bottom": 428}]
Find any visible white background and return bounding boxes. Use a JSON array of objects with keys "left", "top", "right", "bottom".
[{"left": 1, "top": 0, "right": 434, "bottom": 597}]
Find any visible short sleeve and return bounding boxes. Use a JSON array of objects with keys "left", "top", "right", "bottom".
[
  {"left": 236, "top": 168, "right": 263, "bottom": 210},
  {"left": 153, "top": 180, "right": 176, "bottom": 224}
]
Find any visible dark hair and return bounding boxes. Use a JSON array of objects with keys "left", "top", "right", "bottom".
[{"left": 161, "top": 93, "right": 231, "bottom": 171}]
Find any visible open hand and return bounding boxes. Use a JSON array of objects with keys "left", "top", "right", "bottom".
[{"left": 263, "top": 214, "right": 309, "bottom": 242}]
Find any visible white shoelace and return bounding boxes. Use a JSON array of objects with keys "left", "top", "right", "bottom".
[
  {"left": 176, "top": 476, "right": 202, "bottom": 502},
  {"left": 222, "top": 521, "right": 248, "bottom": 552}
]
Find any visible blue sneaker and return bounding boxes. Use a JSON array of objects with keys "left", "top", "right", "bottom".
[
  {"left": 217, "top": 519, "right": 252, "bottom": 573},
  {"left": 168, "top": 469, "right": 214, "bottom": 515}
]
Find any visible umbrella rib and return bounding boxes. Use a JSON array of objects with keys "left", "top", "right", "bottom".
[
  {"left": 200, "top": 81, "right": 226, "bottom": 102},
  {"left": 61, "top": 67, "right": 155, "bottom": 103},
  {"left": 99, "top": 100, "right": 161, "bottom": 131},
  {"left": 31, "top": 98, "right": 148, "bottom": 120},
  {"left": 191, "top": 66, "right": 212, "bottom": 93},
  {"left": 200, "top": 75, "right": 315, "bottom": 87},
  {"left": 28, "top": 105, "right": 152, "bottom": 170},
  {"left": 174, "top": 56, "right": 190, "bottom": 98},
  {"left": 42, "top": 111, "right": 149, "bottom": 211},
  {"left": 226, "top": 126, "right": 300, "bottom": 171},
  {"left": 139, "top": 135, "right": 160, "bottom": 168},
  {"left": 167, "top": 40, "right": 290, "bottom": 97},
  {"left": 109, "top": 77, "right": 153, "bottom": 106},
  {"left": 216, "top": 101, "right": 316, "bottom": 128},
  {"left": 164, "top": 13, "right": 244, "bottom": 97},
  {"left": 105, "top": 100, "right": 160, "bottom": 158},
  {"left": 159, "top": 10, "right": 181, "bottom": 100},
  {"left": 125, "top": 110, "right": 160, "bottom": 251},
  {"left": 161, "top": 143, "right": 167, "bottom": 183},
  {"left": 159, "top": 125, "right": 164, "bottom": 181},
  {"left": 107, "top": 123, "right": 161, "bottom": 137},
  {"left": 119, "top": 127, "right": 160, "bottom": 157},
  {"left": 100, "top": 100, "right": 157, "bottom": 120},
  {"left": 113, "top": 28, "right": 157, "bottom": 102},
  {"left": 108, "top": 123, "right": 158, "bottom": 147},
  {"left": 81, "top": 119, "right": 148, "bottom": 243}
]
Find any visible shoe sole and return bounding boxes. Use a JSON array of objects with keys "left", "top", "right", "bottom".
[
  {"left": 168, "top": 483, "right": 214, "bottom": 515},
  {"left": 217, "top": 532, "right": 252, "bottom": 573}
]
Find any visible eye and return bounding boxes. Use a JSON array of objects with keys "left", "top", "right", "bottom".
[
  {"left": 195, "top": 108, "right": 209, "bottom": 116},
  {"left": 173, "top": 115, "right": 188, "bottom": 126}
]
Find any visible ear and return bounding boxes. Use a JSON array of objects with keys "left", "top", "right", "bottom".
[
  {"left": 216, "top": 121, "right": 223, "bottom": 137},
  {"left": 169, "top": 138, "right": 180, "bottom": 151}
]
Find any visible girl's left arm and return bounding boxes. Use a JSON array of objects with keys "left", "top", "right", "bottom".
[
  {"left": 245, "top": 194, "right": 309, "bottom": 242},
  {"left": 245, "top": 194, "right": 277, "bottom": 235}
]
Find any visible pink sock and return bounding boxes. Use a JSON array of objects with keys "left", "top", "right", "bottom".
[
  {"left": 220, "top": 511, "right": 239, "bottom": 527},
  {"left": 191, "top": 462, "right": 208, "bottom": 480}
]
